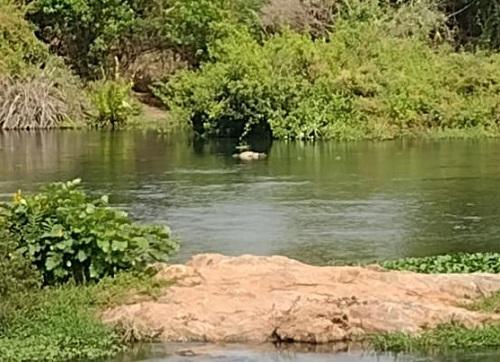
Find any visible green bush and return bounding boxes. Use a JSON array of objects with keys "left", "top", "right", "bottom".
[
  {"left": 89, "top": 77, "right": 139, "bottom": 128},
  {"left": 382, "top": 253, "right": 500, "bottom": 274},
  {"left": 0, "top": 179, "right": 178, "bottom": 285},
  {"left": 157, "top": 15, "right": 500, "bottom": 141}
]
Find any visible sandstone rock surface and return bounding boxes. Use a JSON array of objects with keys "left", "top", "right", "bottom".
[{"left": 103, "top": 254, "right": 500, "bottom": 344}]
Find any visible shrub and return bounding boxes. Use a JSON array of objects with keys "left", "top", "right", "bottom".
[
  {"left": 0, "top": 2, "right": 90, "bottom": 129},
  {"left": 382, "top": 253, "right": 500, "bottom": 274},
  {"left": 0, "top": 179, "right": 179, "bottom": 285},
  {"left": 0, "top": 71, "right": 87, "bottom": 129},
  {"left": 158, "top": 17, "right": 500, "bottom": 141},
  {"left": 89, "top": 76, "right": 139, "bottom": 128}
]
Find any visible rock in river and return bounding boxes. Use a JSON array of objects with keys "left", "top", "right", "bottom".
[
  {"left": 103, "top": 254, "right": 500, "bottom": 344},
  {"left": 232, "top": 151, "right": 267, "bottom": 161}
]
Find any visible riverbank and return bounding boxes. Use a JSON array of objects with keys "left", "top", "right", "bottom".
[
  {"left": 104, "top": 254, "right": 500, "bottom": 345},
  {"left": 4, "top": 252, "right": 500, "bottom": 361}
]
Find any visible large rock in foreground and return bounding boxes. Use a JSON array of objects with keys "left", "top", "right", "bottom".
[{"left": 103, "top": 254, "right": 500, "bottom": 344}]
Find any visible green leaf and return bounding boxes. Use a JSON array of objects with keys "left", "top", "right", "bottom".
[
  {"left": 49, "top": 224, "right": 65, "bottom": 238},
  {"left": 86, "top": 204, "right": 96, "bottom": 214},
  {"left": 111, "top": 240, "right": 128, "bottom": 252},
  {"left": 77, "top": 250, "right": 88, "bottom": 262},
  {"left": 97, "top": 239, "right": 110, "bottom": 252},
  {"left": 46, "top": 256, "right": 61, "bottom": 271},
  {"left": 134, "top": 237, "right": 149, "bottom": 249}
]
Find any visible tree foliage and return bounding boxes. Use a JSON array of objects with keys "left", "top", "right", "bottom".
[
  {"left": 157, "top": 17, "right": 500, "bottom": 141},
  {"left": 0, "top": 0, "right": 50, "bottom": 75}
]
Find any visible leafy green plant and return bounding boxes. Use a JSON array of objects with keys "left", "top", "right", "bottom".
[
  {"left": 382, "top": 253, "right": 500, "bottom": 274},
  {"left": 90, "top": 76, "right": 139, "bottom": 128},
  {"left": 0, "top": 179, "right": 179, "bottom": 285}
]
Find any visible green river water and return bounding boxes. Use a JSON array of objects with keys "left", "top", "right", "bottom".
[{"left": 1, "top": 130, "right": 500, "bottom": 361}]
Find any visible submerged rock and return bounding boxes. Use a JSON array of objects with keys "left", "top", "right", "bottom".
[
  {"left": 232, "top": 151, "right": 267, "bottom": 161},
  {"left": 103, "top": 254, "right": 500, "bottom": 344}
]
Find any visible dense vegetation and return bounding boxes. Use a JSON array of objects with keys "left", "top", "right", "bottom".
[
  {"left": 1, "top": 0, "right": 500, "bottom": 135},
  {"left": 155, "top": 0, "right": 500, "bottom": 140},
  {"left": 382, "top": 252, "right": 500, "bottom": 274},
  {"left": 0, "top": 180, "right": 178, "bottom": 361},
  {"left": 373, "top": 323, "right": 500, "bottom": 353},
  {"left": 0, "top": 179, "right": 177, "bottom": 285},
  {"left": 160, "top": 24, "right": 500, "bottom": 140}
]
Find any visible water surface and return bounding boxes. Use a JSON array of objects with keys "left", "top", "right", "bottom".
[
  {"left": 1, "top": 130, "right": 500, "bottom": 264},
  {"left": 3, "top": 131, "right": 500, "bottom": 361},
  {"left": 109, "top": 343, "right": 500, "bottom": 362}
]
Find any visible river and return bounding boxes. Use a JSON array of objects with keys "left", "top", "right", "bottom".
[{"left": 1, "top": 130, "right": 500, "bottom": 361}]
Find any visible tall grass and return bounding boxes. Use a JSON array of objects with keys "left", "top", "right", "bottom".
[{"left": 0, "top": 73, "right": 84, "bottom": 130}]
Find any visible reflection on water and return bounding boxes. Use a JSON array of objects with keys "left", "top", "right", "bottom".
[
  {"left": 108, "top": 343, "right": 500, "bottom": 362},
  {"left": 2, "top": 130, "right": 500, "bottom": 264}
]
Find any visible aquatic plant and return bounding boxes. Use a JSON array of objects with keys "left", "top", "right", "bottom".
[
  {"left": 382, "top": 253, "right": 500, "bottom": 274},
  {"left": 0, "top": 179, "right": 179, "bottom": 285}
]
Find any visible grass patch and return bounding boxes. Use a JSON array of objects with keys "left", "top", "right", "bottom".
[
  {"left": 469, "top": 293, "right": 500, "bottom": 314},
  {"left": 372, "top": 323, "right": 500, "bottom": 353},
  {"left": 0, "top": 272, "right": 171, "bottom": 362}
]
